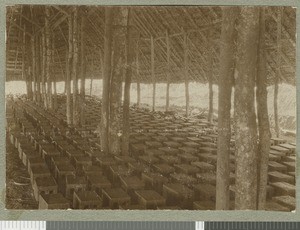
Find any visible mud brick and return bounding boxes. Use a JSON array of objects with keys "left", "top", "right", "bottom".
[
  {"left": 271, "top": 146, "right": 289, "bottom": 155},
  {"left": 158, "top": 147, "right": 180, "bottom": 155},
  {"left": 130, "top": 143, "right": 147, "bottom": 155},
  {"left": 265, "top": 201, "right": 290, "bottom": 212},
  {"left": 283, "top": 155, "right": 296, "bottom": 162},
  {"left": 38, "top": 142, "right": 53, "bottom": 155},
  {"left": 87, "top": 175, "right": 111, "bottom": 195},
  {"left": 169, "top": 137, "right": 186, "bottom": 142},
  {"left": 267, "top": 185, "right": 275, "bottom": 199},
  {"left": 178, "top": 147, "right": 198, "bottom": 155},
  {"left": 271, "top": 137, "right": 286, "bottom": 145},
  {"left": 55, "top": 140, "right": 71, "bottom": 152},
  {"left": 191, "top": 161, "right": 215, "bottom": 172},
  {"left": 186, "top": 137, "right": 202, "bottom": 143},
  {"left": 159, "top": 155, "right": 180, "bottom": 164},
  {"left": 51, "top": 156, "right": 70, "bottom": 173},
  {"left": 152, "top": 135, "right": 169, "bottom": 142},
  {"left": 18, "top": 142, "right": 34, "bottom": 159},
  {"left": 72, "top": 156, "right": 92, "bottom": 170},
  {"left": 135, "top": 190, "right": 166, "bottom": 209},
  {"left": 139, "top": 155, "right": 160, "bottom": 164},
  {"left": 144, "top": 149, "right": 164, "bottom": 156},
  {"left": 269, "top": 154, "right": 281, "bottom": 162},
  {"left": 170, "top": 173, "right": 197, "bottom": 186},
  {"left": 196, "top": 172, "right": 216, "bottom": 185},
  {"left": 141, "top": 172, "right": 168, "bottom": 193},
  {"left": 134, "top": 135, "right": 151, "bottom": 143},
  {"left": 181, "top": 142, "right": 200, "bottom": 149},
  {"left": 102, "top": 188, "right": 131, "bottom": 209},
  {"left": 197, "top": 153, "right": 217, "bottom": 165},
  {"left": 55, "top": 163, "right": 76, "bottom": 181},
  {"left": 39, "top": 193, "right": 70, "bottom": 209},
  {"left": 193, "top": 200, "right": 215, "bottom": 210},
  {"left": 27, "top": 157, "right": 45, "bottom": 173},
  {"left": 114, "top": 155, "right": 136, "bottom": 165},
  {"left": 282, "top": 162, "right": 295, "bottom": 172},
  {"left": 270, "top": 149, "right": 286, "bottom": 157},
  {"left": 268, "top": 171, "right": 294, "bottom": 184},
  {"left": 279, "top": 143, "right": 296, "bottom": 154},
  {"left": 42, "top": 147, "right": 61, "bottom": 167},
  {"left": 33, "top": 176, "right": 58, "bottom": 201},
  {"left": 178, "top": 153, "right": 199, "bottom": 163},
  {"left": 272, "top": 196, "right": 295, "bottom": 211},
  {"left": 65, "top": 175, "right": 87, "bottom": 200},
  {"left": 145, "top": 141, "right": 163, "bottom": 148},
  {"left": 73, "top": 191, "right": 102, "bottom": 209},
  {"left": 30, "top": 165, "right": 51, "bottom": 184},
  {"left": 86, "top": 150, "right": 105, "bottom": 162},
  {"left": 83, "top": 165, "right": 102, "bottom": 178},
  {"left": 153, "top": 163, "right": 175, "bottom": 175},
  {"left": 108, "top": 165, "right": 130, "bottom": 185},
  {"left": 66, "top": 149, "right": 85, "bottom": 159},
  {"left": 128, "top": 162, "right": 149, "bottom": 176},
  {"left": 120, "top": 176, "right": 145, "bottom": 195},
  {"left": 163, "top": 141, "right": 182, "bottom": 148},
  {"left": 288, "top": 172, "right": 295, "bottom": 177},
  {"left": 22, "top": 149, "right": 38, "bottom": 167},
  {"left": 268, "top": 161, "right": 288, "bottom": 173},
  {"left": 270, "top": 182, "right": 295, "bottom": 197},
  {"left": 163, "top": 183, "right": 194, "bottom": 209},
  {"left": 198, "top": 147, "right": 217, "bottom": 154},
  {"left": 96, "top": 156, "right": 117, "bottom": 171},
  {"left": 174, "top": 164, "right": 199, "bottom": 175}
]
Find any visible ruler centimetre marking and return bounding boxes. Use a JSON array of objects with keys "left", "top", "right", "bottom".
[{"left": 1, "top": 221, "right": 300, "bottom": 229}]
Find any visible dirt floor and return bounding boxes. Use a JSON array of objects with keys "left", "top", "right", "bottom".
[{"left": 6, "top": 135, "right": 38, "bottom": 209}]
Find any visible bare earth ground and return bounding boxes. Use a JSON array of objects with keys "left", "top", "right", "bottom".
[{"left": 6, "top": 135, "right": 38, "bottom": 209}]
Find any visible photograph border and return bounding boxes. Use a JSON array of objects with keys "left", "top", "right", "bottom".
[{"left": 0, "top": 0, "right": 299, "bottom": 221}]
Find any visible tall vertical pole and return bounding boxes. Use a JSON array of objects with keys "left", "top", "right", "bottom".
[
  {"left": 72, "top": 7, "right": 79, "bottom": 125},
  {"left": 274, "top": 7, "right": 282, "bottom": 138},
  {"left": 45, "top": 6, "right": 52, "bottom": 109},
  {"left": 136, "top": 41, "right": 141, "bottom": 107},
  {"left": 183, "top": 31, "right": 189, "bottom": 117},
  {"left": 207, "top": 29, "right": 214, "bottom": 123},
  {"left": 151, "top": 35, "right": 156, "bottom": 112},
  {"left": 166, "top": 30, "right": 170, "bottom": 112},
  {"left": 256, "top": 7, "right": 271, "bottom": 210},
  {"left": 216, "top": 7, "right": 239, "bottom": 210},
  {"left": 66, "top": 13, "right": 73, "bottom": 125}
]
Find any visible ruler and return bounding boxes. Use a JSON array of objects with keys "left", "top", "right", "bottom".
[{"left": 0, "top": 221, "right": 300, "bottom": 230}]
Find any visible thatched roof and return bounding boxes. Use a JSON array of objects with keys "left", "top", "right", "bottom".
[{"left": 5, "top": 5, "right": 296, "bottom": 85}]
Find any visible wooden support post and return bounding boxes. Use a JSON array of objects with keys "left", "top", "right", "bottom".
[
  {"left": 80, "top": 15, "right": 86, "bottom": 98},
  {"left": 216, "top": 7, "right": 239, "bottom": 210},
  {"left": 100, "top": 7, "right": 114, "bottom": 153},
  {"left": 36, "top": 36, "right": 41, "bottom": 104},
  {"left": 234, "top": 7, "right": 260, "bottom": 210},
  {"left": 66, "top": 13, "right": 73, "bottom": 125},
  {"left": 274, "top": 7, "right": 282, "bottom": 138},
  {"left": 183, "top": 32, "right": 189, "bottom": 117},
  {"left": 22, "top": 24, "right": 27, "bottom": 97},
  {"left": 31, "top": 36, "right": 36, "bottom": 102},
  {"left": 41, "top": 30, "right": 48, "bottom": 108},
  {"left": 256, "top": 7, "right": 271, "bottom": 210},
  {"left": 151, "top": 35, "right": 156, "bottom": 112},
  {"left": 122, "top": 8, "right": 133, "bottom": 155},
  {"left": 45, "top": 6, "right": 52, "bottom": 109},
  {"left": 90, "top": 55, "right": 95, "bottom": 96},
  {"left": 136, "top": 42, "right": 141, "bottom": 107},
  {"left": 79, "top": 14, "right": 86, "bottom": 125},
  {"left": 109, "top": 7, "right": 128, "bottom": 155},
  {"left": 207, "top": 29, "right": 214, "bottom": 123},
  {"left": 166, "top": 30, "right": 170, "bottom": 112},
  {"left": 52, "top": 33, "right": 57, "bottom": 111},
  {"left": 72, "top": 7, "right": 79, "bottom": 125}
]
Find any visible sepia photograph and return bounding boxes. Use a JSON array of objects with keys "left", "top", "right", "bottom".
[{"left": 5, "top": 5, "right": 296, "bottom": 211}]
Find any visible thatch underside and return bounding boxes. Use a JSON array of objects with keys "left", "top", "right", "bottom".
[{"left": 6, "top": 5, "right": 296, "bottom": 85}]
